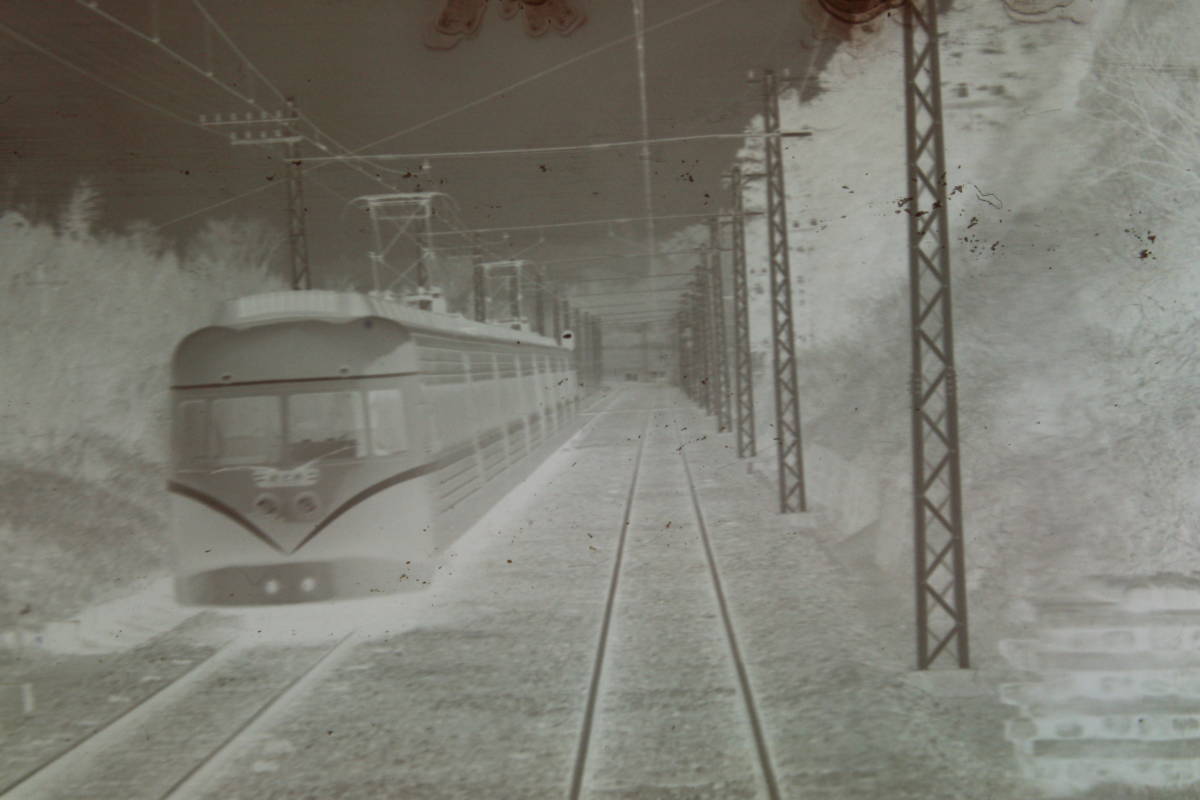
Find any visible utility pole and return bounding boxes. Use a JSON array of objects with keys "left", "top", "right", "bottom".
[
  {"left": 285, "top": 133, "right": 310, "bottom": 291},
  {"left": 812, "top": 0, "right": 971, "bottom": 669},
  {"left": 751, "top": 68, "right": 807, "bottom": 513},
  {"left": 574, "top": 309, "right": 587, "bottom": 386},
  {"left": 676, "top": 312, "right": 690, "bottom": 396},
  {"left": 729, "top": 168, "right": 757, "bottom": 458},
  {"left": 709, "top": 216, "right": 732, "bottom": 434},
  {"left": 902, "top": 0, "right": 970, "bottom": 670},
  {"left": 473, "top": 248, "right": 487, "bottom": 322},
  {"left": 684, "top": 294, "right": 702, "bottom": 402},
  {"left": 419, "top": 198, "right": 436, "bottom": 292},
  {"left": 532, "top": 266, "right": 546, "bottom": 336},
  {"left": 508, "top": 269, "right": 521, "bottom": 323},
  {"left": 640, "top": 322, "right": 650, "bottom": 376},
  {"left": 691, "top": 269, "right": 713, "bottom": 415},
  {"left": 203, "top": 99, "right": 310, "bottom": 289},
  {"left": 592, "top": 317, "right": 603, "bottom": 384}
]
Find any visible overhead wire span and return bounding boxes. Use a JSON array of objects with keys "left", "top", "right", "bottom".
[
  {"left": 191, "top": 0, "right": 401, "bottom": 185},
  {"left": 568, "top": 302, "right": 677, "bottom": 311},
  {"left": 305, "top": 131, "right": 811, "bottom": 164},
  {"left": 439, "top": 201, "right": 511, "bottom": 263},
  {"left": 139, "top": 0, "right": 730, "bottom": 231},
  {"left": 18, "top": 0, "right": 401, "bottom": 232},
  {"left": 425, "top": 212, "right": 760, "bottom": 238},
  {"left": 73, "top": 0, "right": 260, "bottom": 108},
  {"left": 568, "top": 271, "right": 695, "bottom": 284},
  {"left": 4, "top": 6, "right": 243, "bottom": 126},
  {"left": 538, "top": 247, "right": 721, "bottom": 268},
  {"left": 570, "top": 286, "right": 690, "bottom": 300},
  {"left": 0, "top": 20, "right": 224, "bottom": 135},
  {"left": 41, "top": 0, "right": 747, "bottom": 273},
  {"left": 306, "top": 173, "right": 356, "bottom": 204},
  {"left": 350, "top": 0, "right": 730, "bottom": 161},
  {"left": 189, "top": 0, "right": 287, "bottom": 105}
]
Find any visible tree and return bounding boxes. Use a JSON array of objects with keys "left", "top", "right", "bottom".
[
  {"left": 1087, "top": 4, "right": 1200, "bottom": 221},
  {"left": 184, "top": 217, "right": 285, "bottom": 279},
  {"left": 61, "top": 178, "right": 101, "bottom": 240}
]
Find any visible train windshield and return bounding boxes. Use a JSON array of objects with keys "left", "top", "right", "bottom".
[
  {"left": 210, "top": 396, "right": 283, "bottom": 466},
  {"left": 286, "top": 391, "right": 367, "bottom": 462},
  {"left": 175, "top": 387, "right": 407, "bottom": 468},
  {"left": 366, "top": 389, "right": 406, "bottom": 455}
]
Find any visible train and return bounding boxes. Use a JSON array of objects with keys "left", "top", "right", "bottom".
[{"left": 168, "top": 290, "right": 579, "bottom": 606}]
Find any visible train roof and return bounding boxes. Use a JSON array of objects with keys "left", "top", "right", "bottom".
[{"left": 208, "top": 290, "right": 568, "bottom": 350}]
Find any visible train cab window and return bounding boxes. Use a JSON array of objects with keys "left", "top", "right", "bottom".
[
  {"left": 210, "top": 396, "right": 282, "bottom": 466},
  {"left": 367, "top": 389, "right": 407, "bottom": 455},
  {"left": 286, "top": 392, "right": 367, "bottom": 462},
  {"left": 175, "top": 400, "right": 211, "bottom": 465}
]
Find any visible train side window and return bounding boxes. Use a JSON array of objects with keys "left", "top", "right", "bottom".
[
  {"left": 211, "top": 396, "right": 282, "bottom": 466},
  {"left": 367, "top": 389, "right": 407, "bottom": 455},
  {"left": 176, "top": 399, "right": 210, "bottom": 465},
  {"left": 287, "top": 392, "right": 366, "bottom": 462}
]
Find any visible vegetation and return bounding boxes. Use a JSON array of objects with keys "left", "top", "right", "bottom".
[
  {"left": 0, "top": 183, "right": 287, "bottom": 462},
  {"left": 745, "top": 0, "right": 1200, "bottom": 657},
  {"left": 0, "top": 185, "right": 286, "bottom": 627}
]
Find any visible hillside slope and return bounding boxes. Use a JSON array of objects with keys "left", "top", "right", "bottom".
[
  {"left": 735, "top": 0, "right": 1200, "bottom": 654},
  {"left": 0, "top": 208, "right": 286, "bottom": 629}
]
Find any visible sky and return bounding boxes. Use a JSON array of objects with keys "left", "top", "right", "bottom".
[{"left": 0, "top": 0, "right": 850, "bottom": 294}]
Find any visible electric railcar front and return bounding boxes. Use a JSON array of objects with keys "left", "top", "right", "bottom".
[{"left": 167, "top": 291, "right": 575, "bottom": 606}]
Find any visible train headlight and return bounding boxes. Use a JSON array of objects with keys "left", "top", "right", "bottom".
[
  {"left": 252, "top": 493, "right": 281, "bottom": 517},
  {"left": 292, "top": 491, "right": 322, "bottom": 520}
]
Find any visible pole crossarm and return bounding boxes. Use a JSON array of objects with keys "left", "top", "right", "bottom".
[{"left": 903, "top": 0, "right": 970, "bottom": 670}]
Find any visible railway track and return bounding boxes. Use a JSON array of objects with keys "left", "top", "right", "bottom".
[
  {"left": 5, "top": 388, "right": 783, "bottom": 798},
  {"left": 569, "top": 406, "right": 780, "bottom": 799},
  {"left": 2, "top": 633, "right": 355, "bottom": 800}
]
